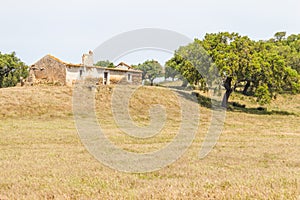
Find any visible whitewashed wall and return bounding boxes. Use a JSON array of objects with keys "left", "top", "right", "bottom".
[
  {"left": 66, "top": 66, "right": 140, "bottom": 85},
  {"left": 66, "top": 67, "right": 81, "bottom": 85},
  {"left": 84, "top": 67, "right": 105, "bottom": 79},
  {"left": 66, "top": 67, "right": 106, "bottom": 85}
]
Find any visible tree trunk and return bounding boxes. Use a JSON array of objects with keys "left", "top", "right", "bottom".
[
  {"left": 181, "top": 79, "right": 188, "bottom": 87},
  {"left": 221, "top": 77, "right": 233, "bottom": 108},
  {"left": 222, "top": 89, "right": 233, "bottom": 108},
  {"left": 150, "top": 80, "right": 154, "bottom": 86},
  {"left": 242, "top": 81, "right": 251, "bottom": 95}
]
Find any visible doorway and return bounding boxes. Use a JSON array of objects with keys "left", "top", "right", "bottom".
[{"left": 103, "top": 72, "right": 109, "bottom": 85}]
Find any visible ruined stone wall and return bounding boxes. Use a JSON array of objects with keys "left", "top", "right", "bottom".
[
  {"left": 109, "top": 70, "right": 142, "bottom": 85},
  {"left": 131, "top": 72, "right": 142, "bottom": 85},
  {"left": 30, "top": 55, "right": 66, "bottom": 85}
]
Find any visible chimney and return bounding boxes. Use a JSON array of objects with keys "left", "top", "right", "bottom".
[{"left": 82, "top": 50, "right": 94, "bottom": 66}]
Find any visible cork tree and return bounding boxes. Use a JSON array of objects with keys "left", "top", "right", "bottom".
[
  {"left": 135, "top": 60, "right": 163, "bottom": 86},
  {"left": 0, "top": 52, "right": 28, "bottom": 88},
  {"left": 166, "top": 32, "right": 300, "bottom": 107}
]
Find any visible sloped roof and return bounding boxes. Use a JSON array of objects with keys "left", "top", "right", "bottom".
[
  {"left": 116, "top": 62, "right": 132, "bottom": 69},
  {"left": 30, "top": 54, "right": 83, "bottom": 68},
  {"left": 31, "top": 54, "right": 142, "bottom": 73},
  {"left": 48, "top": 55, "right": 83, "bottom": 67}
]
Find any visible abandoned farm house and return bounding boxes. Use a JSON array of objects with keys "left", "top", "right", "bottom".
[{"left": 28, "top": 51, "right": 142, "bottom": 86}]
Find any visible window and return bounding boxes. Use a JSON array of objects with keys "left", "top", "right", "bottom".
[{"left": 79, "top": 70, "right": 83, "bottom": 77}]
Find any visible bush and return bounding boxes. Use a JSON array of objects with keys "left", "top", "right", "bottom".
[{"left": 255, "top": 85, "right": 271, "bottom": 105}]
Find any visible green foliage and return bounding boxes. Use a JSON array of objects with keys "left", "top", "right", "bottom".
[
  {"left": 165, "top": 40, "right": 217, "bottom": 90},
  {"left": 255, "top": 84, "right": 271, "bottom": 105},
  {"left": 95, "top": 60, "right": 114, "bottom": 68},
  {"left": 166, "top": 54, "right": 201, "bottom": 86},
  {"left": 274, "top": 32, "right": 287, "bottom": 41},
  {"left": 135, "top": 60, "right": 163, "bottom": 86},
  {"left": 283, "top": 67, "right": 300, "bottom": 94},
  {"left": 164, "top": 65, "right": 180, "bottom": 81},
  {"left": 0, "top": 52, "right": 28, "bottom": 88},
  {"left": 2, "top": 73, "right": 18, "bottom": 87},
  {"left": 166, "top": 32, "right": 300, "bottom": 107},
  {"left": 272, "top": 33, "right": 300, "bottom": 74}
]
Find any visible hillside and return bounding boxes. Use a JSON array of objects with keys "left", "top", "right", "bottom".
[
  {"left": 0, "top": 86, "right": 73, "bottom": 119},
  {"left": 0, "top": 85, "right": 299, "bottom": 199},
  {"left": 1, "top": 85, "right": 300, "bottom": 119}
]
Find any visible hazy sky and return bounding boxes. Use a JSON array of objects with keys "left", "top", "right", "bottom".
[{"left": 0, "top": 0, "right": 299, "bottom": 65}]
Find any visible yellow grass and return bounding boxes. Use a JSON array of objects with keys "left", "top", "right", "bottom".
[{"left": 0, "top": 85, "right": 299, "bottom": 199}]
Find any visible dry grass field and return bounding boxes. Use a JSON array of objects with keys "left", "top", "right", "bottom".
[{"left": 0, "top": 85, "right": 299, "bottom": 199}]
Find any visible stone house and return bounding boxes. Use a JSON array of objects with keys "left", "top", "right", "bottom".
[{"left": 28, "top": 51, "right": 142, "bottom": 86}]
